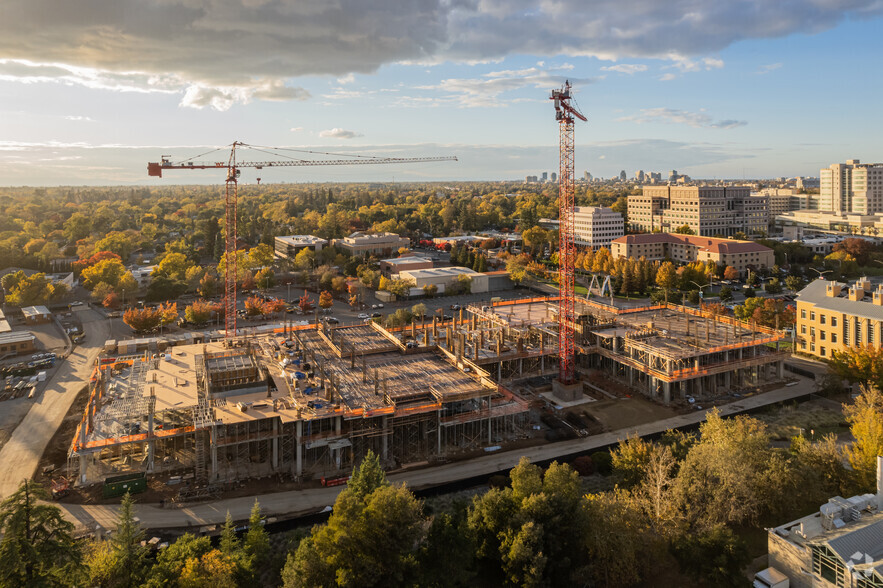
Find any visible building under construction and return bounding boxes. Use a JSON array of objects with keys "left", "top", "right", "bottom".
[
  {"left": 69, "top": 318, "right": 531, "bottom": 488},
  {"left": 68, "top": 297, "right": 787, "bottom": 490}
]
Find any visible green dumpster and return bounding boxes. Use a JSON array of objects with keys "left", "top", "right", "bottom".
[{"left": 102, "top": 472, "right": 147, "bottom": 498}]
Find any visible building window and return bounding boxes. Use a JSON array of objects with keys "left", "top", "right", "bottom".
[
  {"left": 812, "top": 545, "right": 846, "bottom": 587},
  {"left": 821, "top": 315, "right": 826, "bottom": 325},
  {"left": 845, "top": 320, "right": 849, "bottom": 344},
  {"left": 811, "top": 343, "right": 816, "bottom": 352},
  {"left": 821, "top": 347, "right": 826, "bottom": 357},
  {"left": 801, "top": 325, "right": 807, "bottom": 334},
  {"left": 801, "top": 309, "right": 806, "bottom": 319},
  {"left": 870, "top": 322, "right": 875, "bottom": 345},
  {"left": 856, "top": 318, "right": 862, "bottom": 344},
  {"left": 821, "top": 331, "right": 826, "bottom": 341},
  {"left": 811, "top": 327, "right": 815, "bottom": 337},
  {"left": 832, "top": 316, "right": 838, "bottom": 327},
  {"left": 811, "top": 311, "right": 816, "bottom": 321},
  {"left": 832, "top": 333, "right": 837, "bottom": 343}
]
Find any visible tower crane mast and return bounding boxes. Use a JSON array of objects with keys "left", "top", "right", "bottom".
[
  {"left": 550, "top": 82, "right": 586, "bottom": 385},
  {"left": 149, "top": 141, "right": 457, "bottom": 337}
]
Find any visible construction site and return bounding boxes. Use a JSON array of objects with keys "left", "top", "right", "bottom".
[
  {"left": 59, "top": 88, "right": 788, "bottom": 500},
  {"left": 65, "top": 297, "right": 787, "bottom": 496}
]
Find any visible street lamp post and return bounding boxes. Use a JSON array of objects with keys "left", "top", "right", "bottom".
[
  {"left": 689, "top": 280, "right": 712, "bottom": 307},
  {"left": 809, "top": 268, "right": 833, "bottom": 280}
]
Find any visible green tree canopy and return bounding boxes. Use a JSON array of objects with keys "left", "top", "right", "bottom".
[{"left": 0, "top": 480, "right": 82, "bottom": 587}]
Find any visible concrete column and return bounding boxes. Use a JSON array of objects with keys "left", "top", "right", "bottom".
[
  {"left": 777, "top": 360, "right": 784, "bottom": 378},
  {"left": 663, "top": 381, "right": 671, "bottom": 404},
  {"left": 382, "top": 416, "right": 389, "bottom": 460},
  {"left": 437, "top": 411, "right": 442, "bottom": 455},
  {"left": 79, "top": 454, "right": 87, "bottom": 484},
  {"left": 497, "top": 362, "right": 502, "bottom": 380},
  {"left": 272, "top": 419, "right": 279, "bottom": 469},
  {"left": 296, "top": 420, "right": 303, "bottom": 478},
  {"left": 210, "top": 427, "right": 218, "bottom": 481}
]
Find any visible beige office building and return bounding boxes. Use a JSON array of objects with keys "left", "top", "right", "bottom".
[
  {"left": 819, "top": 159, "right": 883, "bottom": 215},
  {"left": 333, "top": 232, "right": 410, "bottom": 257},
  {"left": 610, "top": 233, "right": 774, "bottom": 275},
  {"left": 628, "top": 186, "right": 768, "bottom": 237}
]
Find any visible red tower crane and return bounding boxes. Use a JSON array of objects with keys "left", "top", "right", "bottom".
[
  {"left": 551, "top": 82, "right": 587, "bottom": 385},
  {"left": 149, "top": 141, "right": 457, "bottom": 337}
]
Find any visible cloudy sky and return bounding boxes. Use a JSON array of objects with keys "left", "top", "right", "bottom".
[{"left": 1, "top": 0, "right": 882, "bottom": 186}]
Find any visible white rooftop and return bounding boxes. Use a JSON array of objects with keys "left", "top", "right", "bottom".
[
  {"left": 401, "top": 267, "right": 478, "bottom": 279},
  {"left": 276, "top": 235, "right": 327, "bottom": 245},
  {"left": 21, "top": 306, "right": 50, "bottom": 318}
]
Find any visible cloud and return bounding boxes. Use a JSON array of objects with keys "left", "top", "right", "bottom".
[
  {"left": 414, "top": 65, "right": 597, "bottom": 107},
  {"left": 659, "top": 73, "right": 677, "bottom": 81},
  {"left": 600, "top": 64, "right": 648, "bottom": 75},
  {"left": 318, "top": 128, "right": 363, "bottom": 139},
  {"left": 64, "top": 115, "right": 93, "bottom": 122},
  {"left": 337, "top": 73, "right": 355, "bottom": 84},
  {"left": 0, "top": 1, "right": 877, "bottom": 109},
  {"left": 756, "top": 62, "right": 783, "bottom": 74},
  {"left": 618, "top": 107, "right": 747, "bottom": 129},
  {"left": 290, "top": 127, "right": 304, "bottom": 132}
]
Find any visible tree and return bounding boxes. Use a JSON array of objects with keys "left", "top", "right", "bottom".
[
  {"left": 467, "top": 458, "right": 590, "bottom": 587},
  {"left": 612, "top": 434, "right": 654, "bottom": 489},
  {"left": 123, "top": 306, "right": 164, "bottom": 333},
  {"left": 248, "top": 243, "right": 275, "bottom": 268},
  {"left": 293, "top": 248, "right": 315, "bottom": 272},
  {"left": 670, "top": 525, "right": 750, "bottom": 588},
  {"left": 673, "top": 410, "right": 783, "bottom": 530},
  {"left": 103, "top": 291, "right": 121, "bottom": 309},
  {"left": 179, "top": 550, "right": 238, "bottom": 588},
  {"left": 674, "top": 224, "right": 695, "bottom": 235},
  {"left": 297, "top": 291, "right": 314, "bottom": 314},
  {"left": 719, "top": 285, "right": 733, "bottom": 302},
  {"left": 411, "top": 303, "right": 427, "bottom": 321},
  {"left": 198, "top": 273, "right": 217, "bottom": 298},
  {"left": 88, "top": 492, "right": 150, "bottom": 587},
  {"left": 655, "top": 261, "right": 678, "bottom": 302},
  {"left": 829, "top": 347, "right": 883, "bottom": 391},
  {"left": 283, "top": 451, "right": 425, "bottom": 588},
  {"left": 583, "top": 490, "right": 650, "bottom": 587},
  {"left": 145, "top": 533, "right": 212, "bottom": 587},
  {"left": 843, "top": 385, "right": 883, "bottom": 491},
  {"left": 94, "top": 231, "right": 137, "bottom": 261},
  {"left": 5, "top": 272, "right": 66, "bottom": 307},
  {"left": 723, "top": 266, "right": 739, "bottom": 281},
  {"left": 784, "top": 275, "right": 805, "bottom": 292},
  {"left": 422, "top": 283, "right": 438, "bottom": 298},
  {"left": 242, "top": 500, "right": 270, "bottom": 581},
  {"left": 185, "top": 300, "right": 216, "bottom": 325},
  {"left": 154, "top": 252, "right": 194, "bottom": 281},
  {"left": 416, "top": 511, "right": 475, "bottom": 588},
  {"left": 244, "top": 296, "right": 265, "bottom": 316},
  {"left": 0, "top": 480, "right": 81, "bottom": 587},
  {"left": 82, "top": 258, "right": 128, "bottom": 290},
  {"left": 318, "top": 290, "right": 334, "bottom": 311}
]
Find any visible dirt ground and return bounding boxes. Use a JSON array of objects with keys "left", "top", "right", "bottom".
[
  {"left": 33, "top": 382, "right": 90, "bottom": 489},
  {"left": 582, "top": 395, "right": 682, "bottom": 432}
]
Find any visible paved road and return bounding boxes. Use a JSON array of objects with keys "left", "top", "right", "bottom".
[
  {"left": 0, "top": 309, "right": 108, "bottom": 499},
  {"left": 57, "top": 373, "right": 820, "bottom": 534}
]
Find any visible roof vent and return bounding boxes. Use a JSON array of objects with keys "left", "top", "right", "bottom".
[{"left": 827, "top": 283, "right": 843, "bottom": 297}]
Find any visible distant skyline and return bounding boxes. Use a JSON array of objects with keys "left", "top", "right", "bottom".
[{"left": 1, "top": 1, "right": 882, "bottom": 186}]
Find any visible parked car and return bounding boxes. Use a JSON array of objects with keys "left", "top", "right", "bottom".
[
  {"left": 371, "top": 312, "right": 382, "bottom": 318},
  {"left": 358, "top": 313, "right": 370, "bottom": 319},
  {"left": 324, "top": 317, "right": 340, "bottom": 325},
  {"left": 450, "top": 304, "right": 461, "bottom": 311}
]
